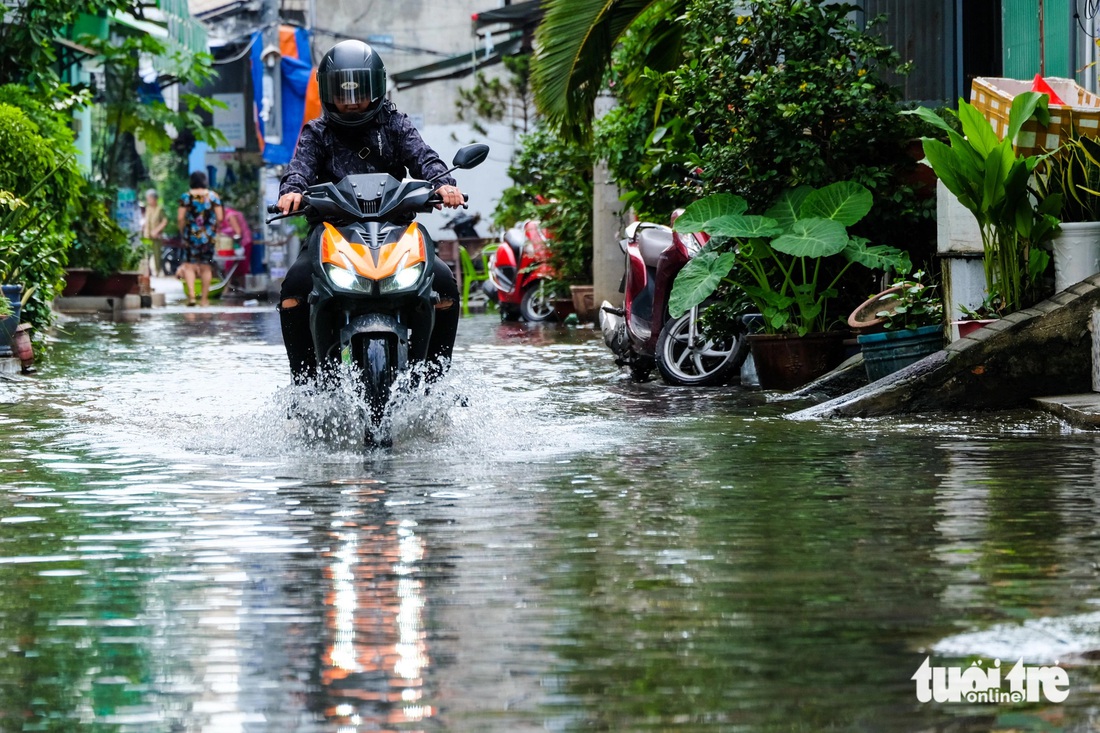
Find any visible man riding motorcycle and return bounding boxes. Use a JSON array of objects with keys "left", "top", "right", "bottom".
[{"left": 276, "top": 40, "right": 466, "bottom": 385}]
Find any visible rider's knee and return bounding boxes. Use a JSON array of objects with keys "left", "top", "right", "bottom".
[{"left": 279, "top": 297, "right": 304, "bottom": 311}]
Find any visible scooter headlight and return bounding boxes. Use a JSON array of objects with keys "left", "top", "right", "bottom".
[
  {"left": 379, "top": 261, "right": 424, "bottom": 294},
  {"left": 325, "top": 262, "right": 371, "bottom": 292}
]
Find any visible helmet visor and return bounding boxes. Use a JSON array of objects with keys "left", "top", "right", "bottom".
[{"left": 320, "top": 68, "right": 386, "bottom": 107}]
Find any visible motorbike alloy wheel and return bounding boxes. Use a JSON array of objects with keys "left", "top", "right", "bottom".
[
  {"left": 520, "top": 281, "right": 556, "bottom": 322},
  {"left": 655, "top": 310, "right": 744, "bottom": 386}
]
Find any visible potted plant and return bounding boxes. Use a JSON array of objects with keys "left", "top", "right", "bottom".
[
  {"left": 669, "top": 181, "right": 910, "bottom": 390},
  {"left": 953, "top": 292, "right": 1003, "bottom": 338},
  {"left": 910, "top": 93, "right": 1060, "bottom": 315},
  {"left": 849, "top": 270, "right": 945, "bottom": 381},
  {"left": 1034, "top": 134, "right": 1100, "bottom": 291}
]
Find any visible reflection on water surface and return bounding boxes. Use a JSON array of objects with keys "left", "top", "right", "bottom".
[{"left": 1, "top": 311, "right": 1100, "bottom": 732}]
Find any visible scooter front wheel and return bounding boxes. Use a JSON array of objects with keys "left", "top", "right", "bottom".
[
  {"left": 655, "top": 309, "right": 744, "bottom": 386},
  {"left": 520, "top": 281, "right": 556, "bottom": 322},
  {"left": 357, "top": 336, "right": 396, "bottom": 446}
]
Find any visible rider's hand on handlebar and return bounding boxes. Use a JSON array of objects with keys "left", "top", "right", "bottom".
[
  {"left": 436, "top": 185, "right": 465, "bottom": 209},
  {"left": 277, "top": 192, "right": 302, "bottom": 215}
]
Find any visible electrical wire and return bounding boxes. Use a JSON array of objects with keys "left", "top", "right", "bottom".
[{"left": 1075, "top": 0, "right": 1100, "bottom": 39}]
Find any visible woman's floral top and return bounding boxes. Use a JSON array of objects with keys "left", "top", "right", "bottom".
[{"left": 179, "top": 190, "right": 222, "bottom": 263}]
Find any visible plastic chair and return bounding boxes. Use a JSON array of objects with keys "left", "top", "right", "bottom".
[{"left": 459, "top": 243, "right": 497, "bottom": 316}]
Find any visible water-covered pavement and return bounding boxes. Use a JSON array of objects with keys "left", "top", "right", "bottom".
[{"left": 2, "top": 308, "right": 1100, "bottom": 732}]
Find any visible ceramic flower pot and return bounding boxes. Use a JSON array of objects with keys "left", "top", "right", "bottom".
[
  {"left": 61, "top": 268, "right": 92, "bottom": 297},
  {"left": 747, "top": 331, "right": 847, "bottom": 391},
  {"left": 856, "top": 325, "right": 944, "bottom": 382}
]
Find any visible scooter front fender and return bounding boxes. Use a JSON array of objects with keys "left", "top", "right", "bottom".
[{"left": 339, "top": 313, "right": 410, "bottom": 371}]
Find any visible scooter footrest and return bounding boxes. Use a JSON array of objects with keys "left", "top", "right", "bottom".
[{"left": 602, "top": 305, "right": 625, "bottom": 317}]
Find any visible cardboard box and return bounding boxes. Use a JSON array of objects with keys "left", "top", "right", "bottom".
[{"left": 971, "top": 76, "right": 1100, "bottom": 156}]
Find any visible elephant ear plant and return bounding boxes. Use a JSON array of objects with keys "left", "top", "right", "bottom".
[
  {"left": 668, "top": 181, "right": 910, "bottom": 336},
  {"left": 910, "top": 93, "right": 1060, "bottom": 315}
]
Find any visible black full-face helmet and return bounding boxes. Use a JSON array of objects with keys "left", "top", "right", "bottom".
[{"left": 317, "top": 40, "right": 387, "bottom": 129}]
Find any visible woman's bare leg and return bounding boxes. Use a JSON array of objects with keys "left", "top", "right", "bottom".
[{"left": 181, "top": 263, "right": 197, "bottom": 304}]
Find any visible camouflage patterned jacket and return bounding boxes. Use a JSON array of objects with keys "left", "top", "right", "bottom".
[{"left": 278, "top": 101, "right": 456, "bottom": 196}]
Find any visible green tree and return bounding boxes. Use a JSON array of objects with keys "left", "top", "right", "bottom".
[
  {"left": 456, "top": 55, "right": 536, "bottom": 137},
  {"left": 0, "top": 0, "right": 131, "bottom": 92},
  {"left": 85, "top": 32, "right": 224, "bottom": 191},
  {"left": 531, "top": 0, "right": 687, "bottom": 139}
]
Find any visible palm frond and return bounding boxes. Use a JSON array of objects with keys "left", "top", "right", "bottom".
[{"left": 532, "top": 0, "right": 685, "bottom": 139}]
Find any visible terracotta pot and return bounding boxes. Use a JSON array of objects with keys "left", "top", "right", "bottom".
[
  {"left": 569, "top": 284, "right": 596, "bottom": 322},
  {"left": 953, "top": 319, "right": 997, "bottom": 338},
  {"left": 82, "top": 271, "right": 141, "bottom": 297},
  {"left": 62, "top": 268, "right": 92, "bottom": 297},
  {"left": 12, "top": 323, "right": 33, "bottom": 371},
  {"left": 747, "top": 331, "right": 847, "bottom": 391},
  {"left": 847, "top": 285, "right": 904, "bottom": 334}
]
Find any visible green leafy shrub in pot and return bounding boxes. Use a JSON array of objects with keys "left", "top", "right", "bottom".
[
  {"left": 911, "top": 93, "right": 1059, "bottom": 315},
  {"left": 668, "top": 181, "right": 911, "bottom": 337},
  {"left": 1035, "top": 134, "right": 1100, "bottom": 223},
  {"left": 872, "top": 270, "right": 943, "bottom": 331},
  {"left": 67, "top": 183, "right": 140, "bottom": 276}
]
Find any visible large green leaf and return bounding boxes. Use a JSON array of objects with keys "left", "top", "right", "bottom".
[
  {"left": 1006, "top": 91, "right": 1050, "bottom": 143},
  {"left": 673, "top": 193, "right": 748, "bottom": 233},
  {"left": 905, "top": 105, "right": 955, "bottom": 135},
  {"left": 764, "top": 186, "right": 812, "bottom": 230},
  {"left": 771, "top": 218, "right": 849, "bottom": 258},
  {"left": 705, "top": 214, "right": 782, "bottom": 239},
  {"left": 842, "top": 239, "right": 911, "bottom": 272},
  {"left": 958, "top": 101, "right": 1000, "bottom": 156},
  {"left": 923, "top": 138, "right": 974, "bottom": 209},
  {"left": 799, "top": 181, "right": 873, "bottom": 226},
  {"left": 667, "top": 249, "right": 735, "bottom": 318}
]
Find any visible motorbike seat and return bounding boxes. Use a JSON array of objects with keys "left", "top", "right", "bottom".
[{"left": 636, "top": 226, "right": 673, "bottom": 268}]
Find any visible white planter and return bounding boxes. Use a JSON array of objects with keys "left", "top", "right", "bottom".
[{"left": 1051, "top": 221, "right": 1100, "bottom": 292}]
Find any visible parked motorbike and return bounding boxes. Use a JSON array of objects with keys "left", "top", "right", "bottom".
[
  {"left": 599, "top": 213, "right": 746, "bottom": 385},
  {"left": 266, "top": 143, "right": 490, "bottom": 446},
  {"left": 440, "top": 210, "right": 482, "bottom": 241},
  {"left": 488, "top": 218, "right": 557, "bottom": 322}
]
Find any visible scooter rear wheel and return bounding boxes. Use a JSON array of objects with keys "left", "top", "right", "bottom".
[
  {"left": 655, "top": 310, "right": 744, "bottom": 386},
  {"left": 520, "top": 281, "right": 556, "bottom": 322}
]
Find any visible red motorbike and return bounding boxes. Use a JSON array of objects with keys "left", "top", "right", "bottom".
[
  {"left": 488, "top": 219, "right": 558, "bottom": 322},
  {"left": 599, "top": 212, "right": 747, "bottom": 385}
]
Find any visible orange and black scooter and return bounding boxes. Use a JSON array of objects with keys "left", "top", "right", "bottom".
[{"left": 267, "top": 143, "right": 488, "bottom": 445}]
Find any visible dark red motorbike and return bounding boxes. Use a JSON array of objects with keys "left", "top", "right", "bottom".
[{"left": 599, "top": 212, "right": 746, "bottom": 385}]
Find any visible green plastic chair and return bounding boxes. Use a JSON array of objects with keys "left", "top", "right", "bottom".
[{"left": 459, "top": 243, "right": 497, "bottom": 316}]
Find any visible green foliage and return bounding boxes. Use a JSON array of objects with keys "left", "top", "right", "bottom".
[
  {"left": 0, "top": 103, "right": 81, "bottom": 225},
  {"left": 872, "top": 270, "right": 943, "bottom": 331},
  {"left": 670, "top": 181, "right": 910, "bottom": 336},
  {"left": 911, "top": 94, "right": 1059, "bottom": 314},
  {"left": 672, "top": 0, "right": 928, "bottom": 244},
  {"left": 456, "top": 55, "right": 534, "bottom": 137},
  {"left": 531, "top": 0, "right": 688, "bottom": 139},
  {"left": 86, "top": 33, "right": 225, "bottom": 190},
  {"left": 0, "top": 100, "right": 83, "bottom": 331},
  {"left": 68, "top": 182, "right": 141, "bottom": 276},
  {"left": 494, "top": 125, "right": 595, "bottom": 284},
  {"left": 1035, "top": 134, "right": 1100, "bottom": 223},
  {"left": 0, "top": 0, "right": 132, "bottom": 90}
]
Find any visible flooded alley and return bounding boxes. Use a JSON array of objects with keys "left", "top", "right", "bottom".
[{"left": 2, "top": 308, "right": 1100, "bottom": 732}]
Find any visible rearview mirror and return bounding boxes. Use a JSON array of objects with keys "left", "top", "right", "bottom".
[{"left": 452, "top": 144, "right": 490, "bottom": 170}]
